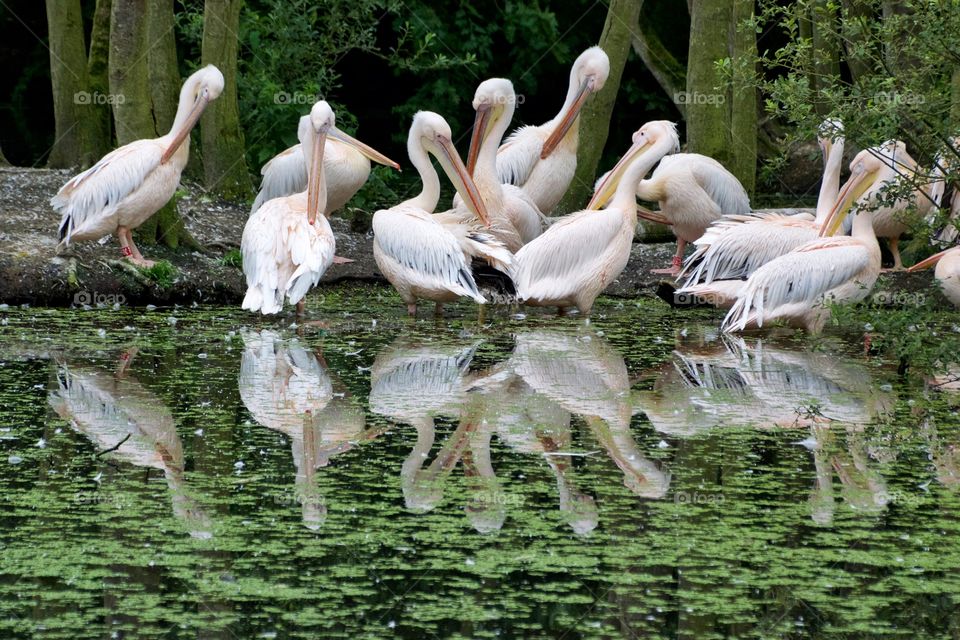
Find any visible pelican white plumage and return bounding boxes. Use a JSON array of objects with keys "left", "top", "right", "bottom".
[
  {"left": 496, "top": 46, "right": 609, "bottom": 214},
  {"left": 864, "top": 140, "right": 934, "bottom": 270},
  {"left": 722, "top": 145, "right": 892, "bottom": 333},
  {"left": 678, "top": 119, "right": 845, "bottom": 302},
  {"left": 457, "top": 78, "right": 544, "bottom": 250},
  {"left": 908, "top": 246, "right": 960, "bottom": 306},
  {"left": 373, "top": 111, "right": 512, "bottom": 316},
  {"left": 925, "top": 142, "right": 959, "bottom": 245},
  {"left": 241, "top": 101, "right": 342, "bottom": 316},
  {"left": 251, "top": 117, "right": 400, "bottom": 214},
  {"left": 592, "top": 122, "right": 749, "bottom": 275},
  {"left": 53, "top": 65, "right": 224, "bottom": 266},
  {"left": 513, "top": 120, "right": 679, "bottom": 314}
]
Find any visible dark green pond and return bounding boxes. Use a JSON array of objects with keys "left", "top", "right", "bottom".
[{"left": 1, "top": 286, "right": 959, "bottom": 639}]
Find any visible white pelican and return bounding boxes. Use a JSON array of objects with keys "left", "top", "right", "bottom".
[
  {"left": 372, "top": 111, "right": 511, "bottom": 316},
  {"left": 458, "top": 78, "right": 543, "bottom": 250},
  {"left": 513, "top": 120, "right": 679, "bottom": 315},
  {"left": 868, "top": 142, "right": 933, "bottom": 270},
  {"left": 496, "top": 46, "right": 609, "bottom": 214},
  {"left": 678, "top": 119, "right": 845, "bottom": 302},
  {"left": 908, "top": 246, "right": 960, "bottom": 306},
  {"left": 241, "top": 101, "right": 339, "bottom": 316},
  {"left": 53, "top": 65, "right": 224, "bottom": 267},
  {"left": 48, "top": 350, "right": 212, "bottom": 538},
  {"left": 722, "top": 145, "right": 892, "bottom": 333},
  {"left": 592, "top": 123, "right": 750, "bottom": 275},
  {"left": 251, "top": 116, "right": 400, "bottom": 214}
]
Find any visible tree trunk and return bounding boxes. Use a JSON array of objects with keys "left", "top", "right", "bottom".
[
  {"left": 45, "top": 0, "right": 111, "bottom": 168},
  {"left": 555, "top": 0, "right": 642, "bottom": 214},
  {"left": 147, "top": 0, "right": 180, "bottom": 133},
  {"left": 200, "top": 0, "right": 252, "bottom": 200},
  {"left": 109, "top": 0, "right": 155, "bottom": 144},
  {"left": 685, "top": 0, "right": 731, "bottom": 162},
  {"left": 952, "top": 68, "right": 960, "bottom": 131},
  {"left": 811, "top": 0, "right": 840, "bottom": 101},
  {"left": 840, "top": 0, "right": 874, "bottom": 84},
  {"left": 110, "top": 0, "right": 201, "bottom": 250},
  {"left": 0, "top": 143, "right": 8, "bottom": 166},
  {"left": 728, "top": 0, "right": 756, "bottom": 193},
  {"left": 87, "top": 0, "right": 111, "bottom": 108},
  {"left": 632, "top": 0, "right": 687, "bottom": 117}
]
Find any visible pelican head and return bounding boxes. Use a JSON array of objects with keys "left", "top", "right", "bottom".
[
  {"left": 162, "top": 65, "right": 225, "bottom": 163},
  {"left": 820, "top": 143, "right": 902, "bottom": 236},
  {"left": 818, "top": 118, "right": 844, "bottom": 160},
  {"left": 588, "top": 120, "right": 680, "bottom": 210},
  {"left": 411, "top": 111, "right": 490, "bottom": 225},
  {"left": 299, "top": 100, "right": 336, "bottom": 224},
  {"left": 467, "top": 78, "right": 516, "bottom": 175},
  {"left": 541, "top": 46, "right": 611, "bottom": 159}
]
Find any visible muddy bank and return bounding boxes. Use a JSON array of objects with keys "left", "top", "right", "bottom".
[{"left": 0, "top": 167, "right": 936, "bottom": 307}]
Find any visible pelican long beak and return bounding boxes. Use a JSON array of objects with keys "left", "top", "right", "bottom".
[
  {"left": 307, "top": 127, "right": 328, "bottom": 224},
  {"left": 819, "top": 166, "right": 877, "bottom": 237},
  {"left": 466, "top": 104, "right": 493, "bottom": 176},
  {"left": 430, "top": 136, "right": 490, "bottom": 226},
  {"left": 586, "top": 139, "right": 653, "bottom": 210},
  {"left": 541, "top": 78, "right": 592, "bottom": 159},
  {"left": 328, "top": 127, "right": 400, "bottom": 170},
  {"left": 161, "top": 92, "right": 210, "bottom": 164},
  {"left": 908, "top": 248, "right": 952, "bottom": 272}
]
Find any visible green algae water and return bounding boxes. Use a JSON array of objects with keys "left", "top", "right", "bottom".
[{"left": 1, "top": 286, "right": 959, "bottom": 639}]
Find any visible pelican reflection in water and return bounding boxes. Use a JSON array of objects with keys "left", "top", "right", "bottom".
[
  {"left": 239, "top": 330, "right": 373, "bottom": 530},
  {"left": 633, "top": 331, "right": 894, "bottom": 436},
  {"left": 48, "top": 348, "right": 213, "bottom": 539}
]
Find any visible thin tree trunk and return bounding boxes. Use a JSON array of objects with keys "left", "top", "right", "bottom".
[
  {"left": 137, "top": 0, "right": 202, "bottom": 249},
  {"left": 147, "top": 0, "right": 180, "bottom": 133},
  {"left": 952, "top": 68, "right": 960, "bottom": 131},
  {"left": 632, "top": 0, "right": 687, "bottom": 117},
  {"left": 728, "top": 0, "right": 756, "bottom": 193},
  {"left": 109, "top": 0, "right": 155, "bottom": 144},
  {"left": 685, "top": 0, "right": 731, "bottom": 162},
  {"left": 87, "top": 0, "right": 111, "bottom": 105},
  {"left": 0, "top": 143, "right": 8, "bottom": 166},
  {"left": 200, "top": 0, "right": 252, "bottom": 200},
  {"left": 110, "top": 0, "right": 200, "bottom": 250},
  {"left": 840, "top": 0, "right": 874, "bottom": 83},
  {"left": 45, "top": 0, "right": 111, "bottom": 168},
  {"left": 555, "top": 0, "right": 642, "bottom": 214}
]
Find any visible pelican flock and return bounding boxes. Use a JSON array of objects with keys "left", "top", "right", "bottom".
[{"left": 47, "top": 45, "right": 955, "bottom": 338}]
